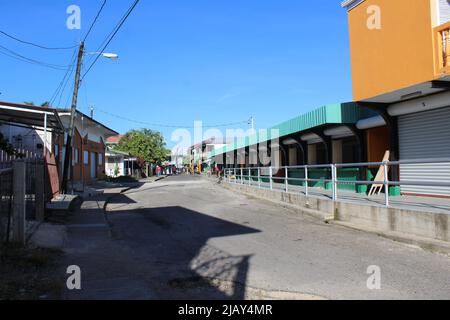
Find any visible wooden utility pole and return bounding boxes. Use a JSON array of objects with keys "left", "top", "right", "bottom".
[{"left": 61, "top": 42, "right": 85, "bottom": 194}]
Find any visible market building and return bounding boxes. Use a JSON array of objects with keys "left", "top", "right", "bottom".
[{"left": 342, "top": 0, "right": 450, "bottom": 197}]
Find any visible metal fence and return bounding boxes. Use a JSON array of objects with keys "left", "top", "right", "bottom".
[
  {"left": 0, "top": 150, "right": 48, "bottom": 243},
  {"left": 223, "top": 158, "right": 450, "bottom": 208}
]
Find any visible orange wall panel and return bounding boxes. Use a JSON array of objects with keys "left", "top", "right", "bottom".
[
  {"left": 347, "top": 0, "right": 436, "bottom": 101},
  {"left": 366, "top": 126, "right": 390, "bottom": 163}
]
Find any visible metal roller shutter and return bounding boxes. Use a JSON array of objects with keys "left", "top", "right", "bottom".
[
  {"left": 398, "top": 107, "right": 450, "bottom": 197},
  {"left": 439, "top": 0, "right": 450, "bottom": 24}
]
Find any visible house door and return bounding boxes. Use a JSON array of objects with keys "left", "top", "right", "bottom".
[{"left": 91, "top": 152, "right": 97, "bottom": 179}]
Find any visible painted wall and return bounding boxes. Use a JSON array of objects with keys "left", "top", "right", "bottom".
[
  {"left": 366, "top": 126, "right": 390, "bottom": 163},
  {"left": 0, "top": 124, "right": 53, "bottom": 155},
  {"left": 347, "top": 0, "right": 436, "bottom": 101},
  {"left": 54, "top": 128, "right": 106, "bottom": 185},
  {"left": 106, "top": 155, "right": 125, "bottom": 177}
]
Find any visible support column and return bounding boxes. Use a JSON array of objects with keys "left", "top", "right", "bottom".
[
  {"left": 311, "top": 130, "right": 332, "bottom": 164},
  {"left": 343, "top": 124, "right": 368, "bottom": 193}
]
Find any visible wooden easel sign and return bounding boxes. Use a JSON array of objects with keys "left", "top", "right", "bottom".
[{"left": 368, "top": 150, "right": 390, "bottom": 196}]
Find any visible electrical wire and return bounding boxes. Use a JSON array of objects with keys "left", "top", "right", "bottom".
[
  {"left": 49, "top": 49, "right": 79, "bottom": 106},
  {"left": 95, "top": 106, "right": 249, "bottom": 128},
  {"left": 0, "top": 30, "right": 78, "bottom": 50},
  {"left": 0, "top": 44, "right": 70, "bottom": 70},
  {"left": 81, "top": 0, "right": 140, "bottom": 82},
  {"left": 83, "top": 0, "right": 108, "bottom": 42}
]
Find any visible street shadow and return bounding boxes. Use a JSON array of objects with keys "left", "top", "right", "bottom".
[
  {"left": 108, "top": 205, "right": 261, "bottom": 300},
  {"left": 106, "top": 193, "right": 138, "bottom": 205}
]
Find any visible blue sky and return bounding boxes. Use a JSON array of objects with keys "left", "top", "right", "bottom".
[{"left": 0, "top": 0, "right": 352, "bottom": 148}]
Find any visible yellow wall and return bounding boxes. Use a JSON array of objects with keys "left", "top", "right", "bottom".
[{"left": 347, "top": 0, "right": 436, "bottom": 101}]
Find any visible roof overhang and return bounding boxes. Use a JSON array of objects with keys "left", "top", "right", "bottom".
[
  {"left": 341, "top": 0, "right": 365, "bottom": 11},
  {"left": 0, "top": 101, "right": 64, "bottom": 133},
  {"left": 209, "top": 102, "right": 370, "bottom": 158},
  {"left": 358, "top": 77, "right": 450, "bottom": 104},
  {"left": 57, "top": 109, "right": 119, "bottom": 137}
]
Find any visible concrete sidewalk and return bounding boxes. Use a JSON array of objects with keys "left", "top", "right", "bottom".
[{"left": 61, "top": 179, "right": 166, "bottom": 299}]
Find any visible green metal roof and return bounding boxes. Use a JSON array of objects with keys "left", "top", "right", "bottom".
[{"left": 209, "top": 102, "right": 372, "bottom": 158}]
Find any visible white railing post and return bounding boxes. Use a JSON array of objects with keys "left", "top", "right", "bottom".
[
  {"left": 285, "top": 167, "right": 288, "bottom": 192},
  {"left": 305, "top": 166, "right": 309, "bottom": 197},
  {"left": 331, "top": 164, "right": 337, "bottom": 202},
  {"left": 241, "top": 168, "right": 243, "bottom": 185},
  {"left": 258, "top": 167, "right": 261, "bottom": 188},
  {"left": 248, "top": 168, "right": 251, "bottom": 186},
  {"left": 269, "top": 166, "right": 273, "bottom": 190},
  {"left": 384, "top": 161, "right": 389, "bottom": 207}
]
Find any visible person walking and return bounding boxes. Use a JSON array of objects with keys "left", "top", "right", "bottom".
[{"left": 156, "top": 165, "right": 161, "bottom": 177}]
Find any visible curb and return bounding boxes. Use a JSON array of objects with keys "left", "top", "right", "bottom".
[{"left": 330, "top": 220, "right": 450, "bottom": 256}]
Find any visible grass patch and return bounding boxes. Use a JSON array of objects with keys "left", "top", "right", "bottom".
[{"left": 0, "top": 244, "right": 65, "bottom": 300}]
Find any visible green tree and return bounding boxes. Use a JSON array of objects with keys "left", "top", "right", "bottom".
[
  {"left": 0, "top": 132, "right": 17, "bottom": 156},
  {"left": 117, "top": 129, "right": 168, "bottom": 164}
]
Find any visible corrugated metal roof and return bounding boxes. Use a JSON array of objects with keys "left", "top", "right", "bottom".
[{"left": 209, "top": 102, "right": 371, "bottom": 158}]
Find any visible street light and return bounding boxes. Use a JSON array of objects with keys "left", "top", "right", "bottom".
[
  {"left": 61, "top": 41, "right": 120, "bottom": 193},
  {"left": 88, "top": 52, "right": 119, "bottom": 60}
]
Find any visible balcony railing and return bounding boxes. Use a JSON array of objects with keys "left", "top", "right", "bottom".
[{"left": 435, "top": 22, "right": 450, "bottom": 75}]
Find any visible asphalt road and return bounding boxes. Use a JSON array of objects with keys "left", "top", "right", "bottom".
[{"left": 64, "top": 175, "right": 450, "bottom": 300}]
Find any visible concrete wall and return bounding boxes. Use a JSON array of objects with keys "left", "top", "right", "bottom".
[{"left": 222, "top": 183, "right": 450, "bottom": 243}]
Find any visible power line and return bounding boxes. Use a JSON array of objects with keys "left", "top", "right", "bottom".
[
  {"left": 83, "top": 0, "right": 108, "bottom": 42},
  {"left": 49, "top": 49, "right": 79, "bottom": 106},
  {"left": 0, "top": 44, "right": 69, "bottom": 70},
  {"left": 81, "top": 0, "right": 140, "bottom": 81},
  {"left": 49, "top": 0, "right": 108, "bottom": 106},
  {"left": 95, "top": 107, "right": 249, "bottom": 128},
  {"left": 0, "top": 30, "right": 78, "bottom": 50}
]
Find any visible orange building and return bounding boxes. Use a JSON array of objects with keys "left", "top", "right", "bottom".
[
  {"left": 55, "top": 110, "right": 118, "bottom": 186},
  {"left": 342, "top": 0, "right": 450, "bottom": 197}
]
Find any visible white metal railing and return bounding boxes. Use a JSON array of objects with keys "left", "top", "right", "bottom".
[{"left": 222, "top": 158, "right": 450, "bottom": 208}]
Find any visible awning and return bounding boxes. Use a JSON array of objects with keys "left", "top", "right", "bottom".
[{"left": 0, "top": 102, "right": 64, "bottom": 133}]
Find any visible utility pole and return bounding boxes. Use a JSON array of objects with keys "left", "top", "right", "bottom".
[{"left": 61, "top": 42, "right": 85, "bottom": 194}]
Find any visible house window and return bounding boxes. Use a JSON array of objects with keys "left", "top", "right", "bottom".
[
  {"left": 54, "top": 144, "right": 59, "bottom": 158},
  {"left": 73, "top": 148, "right": 79, "bottom": 164},
  {"left": 84, "top": 150, "right": 89, "bottom": 165},
  {"left": 98, "top": 153, "right": 103, "bottom": 166}
]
